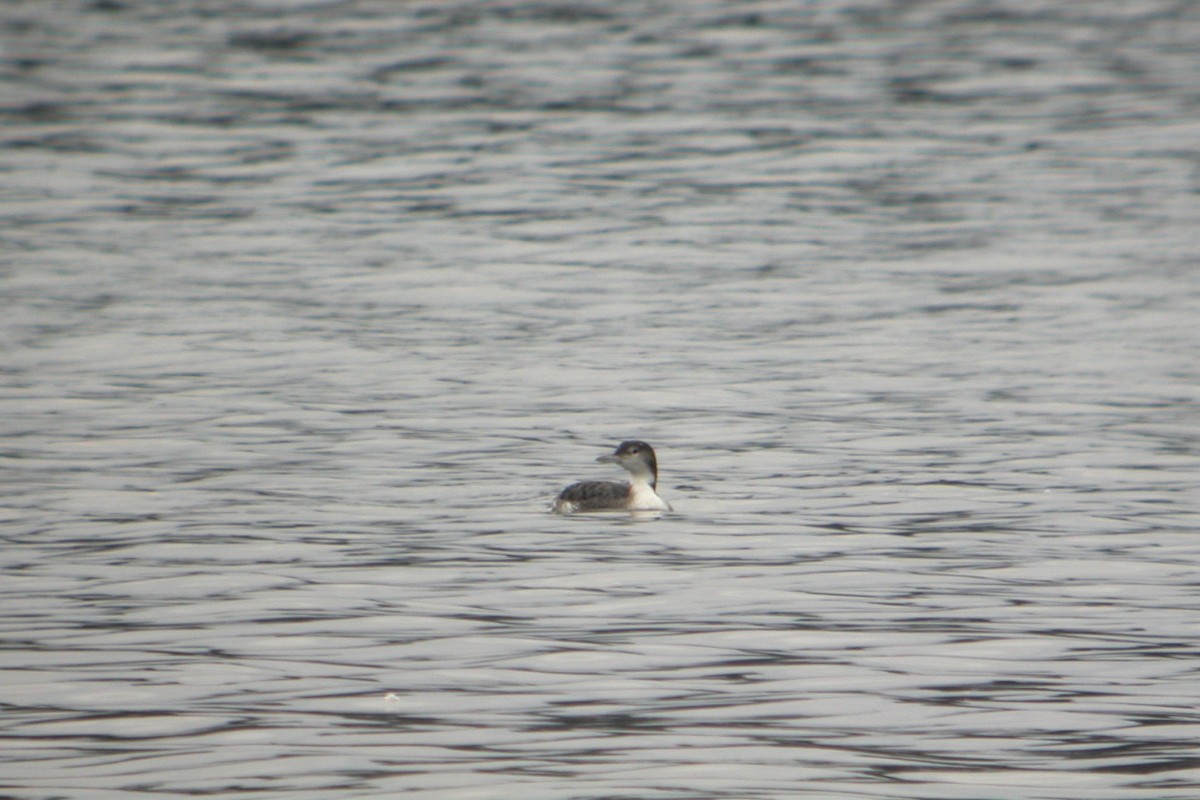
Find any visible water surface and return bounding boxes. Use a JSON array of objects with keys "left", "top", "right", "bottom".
[{"left": 3, "top": 2, "right": 1200, "bottom": 798}]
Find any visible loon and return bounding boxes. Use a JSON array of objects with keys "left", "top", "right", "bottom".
[{"left": 552, "top": 441, "right": 672, "bottom": 514}]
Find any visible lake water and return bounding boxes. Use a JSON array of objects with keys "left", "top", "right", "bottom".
[{"left": 3, "top": 1, "right": 1200, "bottom": 798}]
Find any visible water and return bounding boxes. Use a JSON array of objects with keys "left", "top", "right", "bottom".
[{"left": 3, "top": 1, "right": 1200, "bottom": 798}]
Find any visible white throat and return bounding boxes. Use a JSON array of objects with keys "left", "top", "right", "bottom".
[{"left": 623, "top": 462, "right": 656, "bottom": 488}]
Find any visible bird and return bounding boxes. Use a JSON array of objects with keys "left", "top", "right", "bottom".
[{"left": 552, "top": 441, "right": 672, "bottom": 514}]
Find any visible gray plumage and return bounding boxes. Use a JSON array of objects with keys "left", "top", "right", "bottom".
[{"left": 554, "top": 479, "right": 632, "bottom": 512}]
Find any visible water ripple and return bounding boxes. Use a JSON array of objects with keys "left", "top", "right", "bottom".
[{"left": 3, "top": 1, "right": 1200, "bottom": 798}]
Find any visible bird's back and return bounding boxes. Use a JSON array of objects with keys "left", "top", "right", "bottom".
[{"left": 552, "top": 480, "right": 631, "bottom": 513}]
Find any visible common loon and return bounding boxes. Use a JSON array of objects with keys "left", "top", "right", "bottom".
[{"left": 552, "top": 441, "right": 672, "bottom": 514}]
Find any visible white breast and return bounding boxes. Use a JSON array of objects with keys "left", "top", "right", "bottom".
[{"left": 628, "top": 482, "right": 672, "bottom": 511}]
